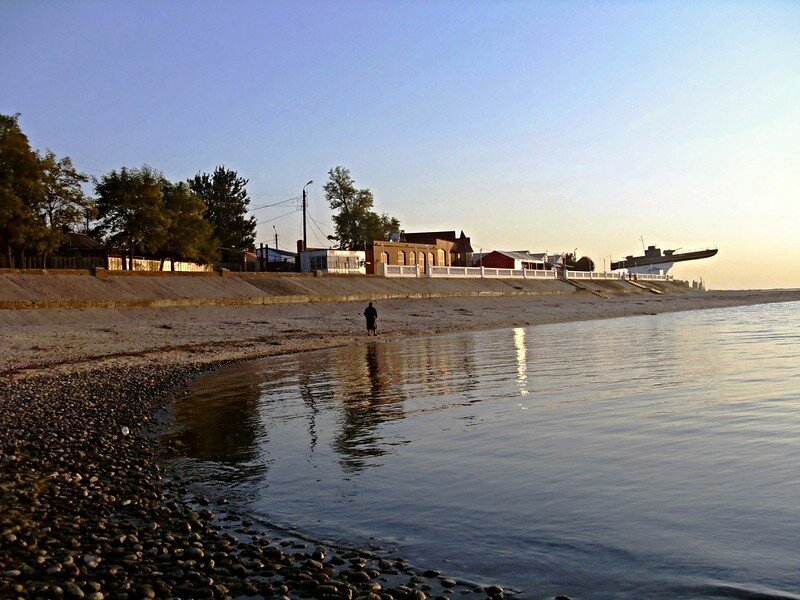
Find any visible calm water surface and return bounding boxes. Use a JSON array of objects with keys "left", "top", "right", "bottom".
[{"left": 167, "top": 301, "right": 800, "bottom": 599}]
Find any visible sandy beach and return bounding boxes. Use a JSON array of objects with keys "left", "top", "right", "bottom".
[
  {"left": 1, "top": 287, "right": 798, "bottom": 600},
  {"left": 1, "top": 287, "right": 796, "bottom": 377}
]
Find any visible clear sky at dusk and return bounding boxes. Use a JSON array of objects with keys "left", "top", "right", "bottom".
[{"left": 2, "top": 1, "right": 798, "bottom": 288}]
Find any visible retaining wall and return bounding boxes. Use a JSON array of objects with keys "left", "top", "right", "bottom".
[{"left": 0, "top": 270, "right": 690, "bottom": 310}]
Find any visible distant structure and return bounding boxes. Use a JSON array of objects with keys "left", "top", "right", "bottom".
[
  {"left": 368, "top": 239, "right": 450, "bottom": 275},
  {"left": 399, "top": 230, "right": 473, "bottom": 267},
  {"left": 299, "top": 248, "right": 366, "bottom": 274},
  {"left": 611, "top": 245, "right": 717, "bottom": 276},
  {"left": 255, "top": 244, "right": 296, "bottom": 271},
  {"left": 473, "top": 250, "right": 548, "bottom": 270}
]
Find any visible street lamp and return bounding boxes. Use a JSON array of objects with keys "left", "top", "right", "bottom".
[{"left": 302, "top": 180, "right": 313, "bottom": 251}]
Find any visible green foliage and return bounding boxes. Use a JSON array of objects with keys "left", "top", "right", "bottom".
[
  {"left": 38, "top": 150, "right": 94, "bottom": 256},
  {"left": 95, "top": 165, "right": 168, "bottom": 261},
  {"left": 0, "top": 114, "right": 45, "bottom": 260},
  {"left": 324, "top": 166, "right": 400, "bottom": 250},
  {"left": 1, "top": 114, "right": 97, "bottom": 264},
  {"left": 188, "top": 166, "right": 256, "bottom": 250},
  {"left": 160, "top": 180, "right": 218, "bottom": 268},
  {"left": 575, "top": 256, "right": 595, "bottom": 271},
  {"left": 564, "top": 252, "right": 595, "bottom": 271}
]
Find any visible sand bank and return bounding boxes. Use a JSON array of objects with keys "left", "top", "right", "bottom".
[{"left": 0, "top": 284, "right": 796, "bottom": 377}]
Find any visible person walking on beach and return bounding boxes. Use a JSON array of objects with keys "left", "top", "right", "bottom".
[{"left": 364, "top": 302, "right": 378, "bottom": 336}]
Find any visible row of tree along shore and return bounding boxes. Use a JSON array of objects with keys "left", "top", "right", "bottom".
[{"left": 1, "top": 113, "right": 402, "bottom": 271}]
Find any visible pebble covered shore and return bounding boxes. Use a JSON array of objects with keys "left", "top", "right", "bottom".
[{"left": 0, "top": 363, "right": 573, "bottom": 600}]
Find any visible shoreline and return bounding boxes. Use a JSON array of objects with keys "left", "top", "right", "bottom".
[
  {"left": 1, "top": 290, "right": 798, "bottom": 599},
  {"left": 1, "top": 289, "right": 796, "bottom": 378}
]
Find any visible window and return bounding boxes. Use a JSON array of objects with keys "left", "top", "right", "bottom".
[
  {"left": 310, "top": 255, "right": 326, "bottom": 271},
  {"left": 428, "top": 252, "right": 435, "bottom": 266},
  {"left": 380, "top": 252, "right": 389, "bottom": 265},
  {"left": 398, "top": 251, "right": 405, "bottom": 265},
  {"left": 437, "top": 248, "right": 446, "bottom": 265},
  {"left": 408, "top": 252, "right": 415, "bottom": 266}
]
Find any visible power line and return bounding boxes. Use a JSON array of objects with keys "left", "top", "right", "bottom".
[
  {"left": 256, "top": 207, "right": 300, "bottom": 225},
  {"left": 250, "top": 196, "right": 300, "bottom": 212},
  {"left": 307, "top": 216, "right": 329, "bottom": 248},
  {"left": 306, "top": 211, "right": 334, "bottom": 236}
]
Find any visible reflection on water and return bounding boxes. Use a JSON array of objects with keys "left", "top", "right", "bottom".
[
  {"left": 514, "top": 327, "right": 529, "bottom": 396},
  {"left": 167, "top": 301, "right": 800, "bottom": 599}
]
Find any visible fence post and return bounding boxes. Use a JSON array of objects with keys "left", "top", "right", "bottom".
[{"left": 480, "top": 266, "right": 485, "bottom": 278}]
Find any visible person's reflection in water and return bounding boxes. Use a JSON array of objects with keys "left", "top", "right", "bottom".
[
  {"left": 332, "top": 342, "right": 406, "bottom": 474},
  {"left": 298, "top": 369, "right": 319, "bottom": 454}
]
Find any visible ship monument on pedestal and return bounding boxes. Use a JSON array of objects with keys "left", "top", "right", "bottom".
[{"left": 611, "top": 244, "right": 718, "bottom": 276}]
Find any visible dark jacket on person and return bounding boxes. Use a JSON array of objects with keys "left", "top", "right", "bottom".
[{"left": 364, "top": 305, "right": 377, "bottom": 322}]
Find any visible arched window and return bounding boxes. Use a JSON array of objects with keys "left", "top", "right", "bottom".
[
  {"left": 380, "top": 252, "right": 389, "bottom": 265},
  {"left": 437, "top": 248, "right": 446, "bottom": 266},
  {"left": 408, "top": 252, "right": 415, "bottom": 266},
  {"left": 398, "top": 250, "right": 405, "bottom": 265},
  {"left": 419, "top": 252, "right": 425, "bottom": 265},
  {"left": 428, "top": 252, "right": 435, "bottom": 266}
]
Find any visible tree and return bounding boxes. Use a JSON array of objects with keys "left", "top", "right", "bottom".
[
  {"left": 188, "top": 166, "right": 256, "bottom": 250},
  {"left": 575, "top": 256, "right": 595, "bottom": 271},
  {"left": 563, "top": 252, "right": 595, "bottom": 271},
  {"left": 38, "top": 150, "right": 94, "bottom": 260},
  {"left": 0, "top": 114, "right": 44, "bottom": 264},
  {"left": 160, "top": 180, "right": 217, "bottom": 270},
  {"left": 323, "top": 166, "right": 400, "bottom": 250},
  {"left": 95, "top": 165, "right": 168, "bottom": 269}
]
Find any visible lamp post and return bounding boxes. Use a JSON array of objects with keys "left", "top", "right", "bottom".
[{"left": 302, "top": 180, "right": 313, "bottom": 251}]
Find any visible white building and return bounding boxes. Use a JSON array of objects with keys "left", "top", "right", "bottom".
[{"left": 300, "top": 249, "right": 366, "bottom": 274}]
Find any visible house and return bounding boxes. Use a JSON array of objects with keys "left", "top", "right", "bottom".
[
  {"left": 367, "top": 239, "right": 451, "bottom": 275},
  {"left": 546, "top": 253, "right": 567, "bottom": 269},
  {"left": 255, "top": 245, "right": 296, "bottom": 271},
  {"left": 255, "top": 246, "right": 296, "bottom": 263},
  {"left": 474, "top": 250, "right": 549, "bottom": 270},
  {"left": 399, "top": 230, "right": 473, "bottom": 266},
  {"left": 60, "top": 232, "right": 106, "bottom": 257},
  {"left": 300, "top": 249, "right": 366, "bottom": 274}
]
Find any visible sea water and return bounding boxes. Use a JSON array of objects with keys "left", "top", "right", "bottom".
[{"left": 166, "top": 301, "right": 800, "bottom": 599}]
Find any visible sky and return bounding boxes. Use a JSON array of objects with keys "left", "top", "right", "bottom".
[{"left": 1, "top": 0, "right": 798, "bottom": 289}]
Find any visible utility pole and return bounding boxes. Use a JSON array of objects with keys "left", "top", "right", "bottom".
[{"left": 302, "top": 180, "right": 313, "bottom": 251}]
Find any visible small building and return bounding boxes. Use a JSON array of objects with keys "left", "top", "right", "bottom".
[
  {"left": 255, "top": 245, "right": 297, "bottom": 271},
  {"left": 60, "top": 232, "right": 106, "bottom": 258},
  {"left": 474, "top": 250, "right": 548, "bottom": 270},
  {"left": 300, "top": 249, "right": 366, "bottom": 274},
  {"left": 400, "top": 230, "right": 473, "bottom": 266},
  {"left": 367, "top": 239, "right": 450, "bottom": 275},
  {"left": 255, "top": 246, "right": 296, "bottom": 263},
  {"left": 546, "top": 253, "right": 567, "bottom": 270}
]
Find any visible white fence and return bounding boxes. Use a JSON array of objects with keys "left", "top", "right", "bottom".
[{"left": 381, "top": 263, "right": 671, "bottom": 281}]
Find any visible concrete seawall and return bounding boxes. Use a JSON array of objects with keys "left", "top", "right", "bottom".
[{"left": 0, "top": 270, "right": 689, "bottom": 310}]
